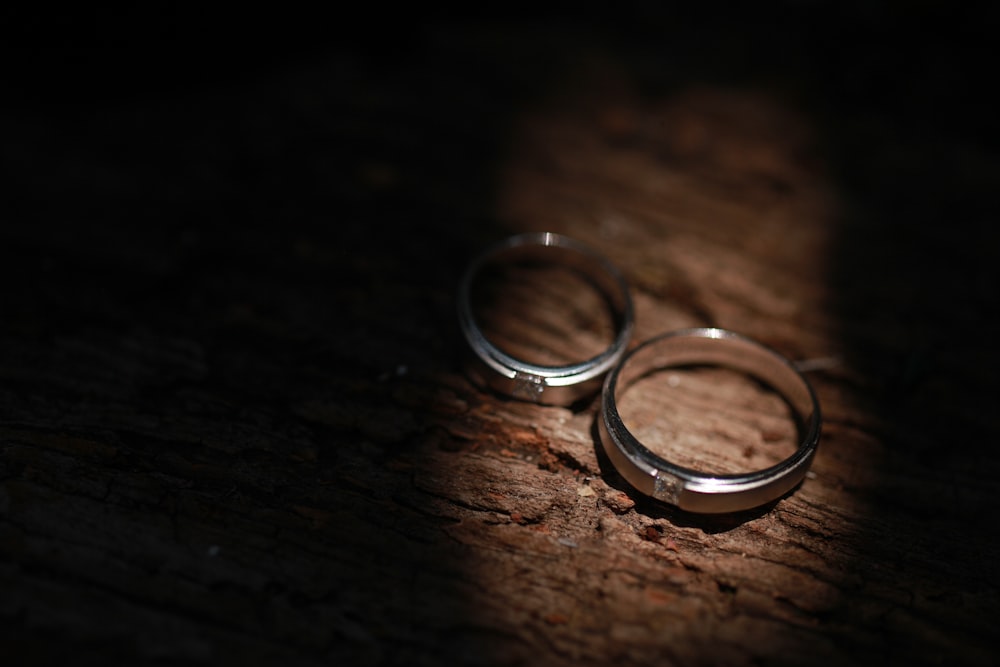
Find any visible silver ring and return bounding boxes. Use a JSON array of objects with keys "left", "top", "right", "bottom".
[
  {"left": 458, "top": 232, "right": 634, "bottom": 405},
  {"left": 599, "top": 328, "right": 821, "bottom": 513}
]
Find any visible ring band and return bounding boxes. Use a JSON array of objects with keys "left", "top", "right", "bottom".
[
  {"left": 458, "top": 232, "right": 634, "bottom": 405},
  {"left": 599, "top": 328, "right": 821, "bottom": 513}
]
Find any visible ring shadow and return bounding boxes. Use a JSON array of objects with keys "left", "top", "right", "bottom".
[{"left": 589, "top": 413, "right": 789, "bottom": 534}]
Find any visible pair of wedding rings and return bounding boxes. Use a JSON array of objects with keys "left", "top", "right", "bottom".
[{"left": 457, "top": 233, "right": 821, "bottom": 514}]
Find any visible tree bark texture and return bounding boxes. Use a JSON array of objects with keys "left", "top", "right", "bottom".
[{"left": 2, "top": 13, "right": 999, "bottom": 667}]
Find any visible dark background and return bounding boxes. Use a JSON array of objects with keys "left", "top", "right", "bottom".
[
  {"left": 2, "top": 4, "right": 999, "bottom": 665},
  {"left": 7, "top": 5, "right": 997, "bottom": 461}
]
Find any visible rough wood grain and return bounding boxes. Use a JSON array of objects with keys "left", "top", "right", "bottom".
[{"left": 3, "top": 13, "right": 999, "bottom": 667}]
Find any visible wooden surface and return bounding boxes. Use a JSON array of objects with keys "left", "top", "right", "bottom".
[{"left": 3, "top": 11, "right": 1000, "bottom": 666}]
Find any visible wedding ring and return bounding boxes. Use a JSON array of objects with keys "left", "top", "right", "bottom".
[
  {"left": 458, "top": 232, "right": 634, "bottom": 405},
  {"left": 599, "top": 328, "right": 821, "bottom": 513}
]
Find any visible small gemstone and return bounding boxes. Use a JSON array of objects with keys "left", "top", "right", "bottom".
[
  {"left": 653, "top": 473, "right": 681, "bottom": 504},
  {"left": 512, "top": 372, "right": 545, "bottom": 401}
]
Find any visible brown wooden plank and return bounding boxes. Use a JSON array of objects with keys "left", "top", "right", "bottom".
[{"left": 2, "top": 11, "right": 998, "bottom": 667}]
